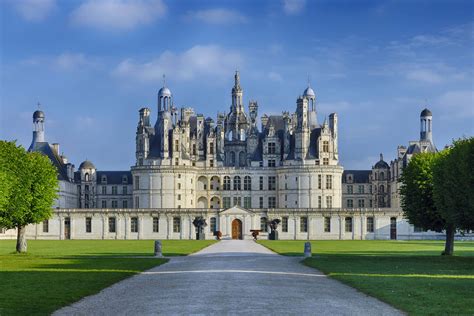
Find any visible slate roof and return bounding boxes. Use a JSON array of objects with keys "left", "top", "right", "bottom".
[
  {"left": 29, "top": 142, "right": 70, "bottom": 182},
  {"left": 342, "top": 170, "right": 371, "bottom": 183},
  {"left": 96, "top": 171, "right": 132, "bottom": 184}
]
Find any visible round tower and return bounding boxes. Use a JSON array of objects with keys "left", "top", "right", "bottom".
[{"left": 420, "top": 108, "right": 433, "bottom": 142}]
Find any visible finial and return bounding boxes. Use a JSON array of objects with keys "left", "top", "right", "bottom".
[
  {"left": 307, "top": 74, "right": 311, "bottom": 87},
  {"left": 37, "top": 102, "right": 41, "bottom": 109},
  {"left": 380, "top": 153, "right": 383, "bottom": 161},
  {"left": 162, "top": 74, "right": 166, "bottom": 87}
]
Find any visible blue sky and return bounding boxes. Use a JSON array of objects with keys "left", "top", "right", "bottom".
[{"left": 1, "top": 0, "right": 473, "bottom": 170}]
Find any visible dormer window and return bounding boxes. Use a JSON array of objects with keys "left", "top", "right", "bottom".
[
  {"left": 268, "top": 142, "right": 276, "bottom": 154},
  {"left": 347, "top": 174, "right": 353, "bottom": 183},
  {"left": 101, "top": 175, "right": 107, "bottom": 184},
  {"left": 122, "top": 175, "right": 128, "bottom": 184}
]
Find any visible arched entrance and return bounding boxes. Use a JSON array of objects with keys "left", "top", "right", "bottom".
[{"left": 231, "top": 219, "right": 242, "bottom": 240}]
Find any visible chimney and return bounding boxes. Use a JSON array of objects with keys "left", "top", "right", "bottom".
[{"left": 52, "top": 143, "right": 59, "bottom": 155}]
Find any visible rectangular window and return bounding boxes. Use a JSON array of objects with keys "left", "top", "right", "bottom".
[
  {"left": 260, "top": 217, "right": 268, "bottom": 232},
  {"left": 318, "top": 175, "right": 322, "bottom": 189},
  {"left": 282, "top": 217, "right": 288, "bottom": 232},
  {"left": 43, "top": 220, "right": 49, "bottom": 233},
  {"left": 300, "top": 217, "right": 308, "bottom": 233},
  {"left": 268, "top": 176, "right": 276, "bottom": 191},
  {"left": 268, "top": 159, "right": 276, "bottom": 167},
  {"left": 210, "top": 217, "right": 217, "bottom": 232},
  {"left": 135, "top": 196, "right": 139, "bottom": 208},
  {"left": 108, "top": 217, "right": 116, "bottom": 233},
  {"left": 153, "top": 217, "right": 159, "bottom": 233},
  {"left": 131, "top": 217, "right": 138, "bottom": 233},
  {"left": 223, "top": 197, "right": 231, "bottom": 208},
  {"left": 244, "top": 196, "right": 251, "bottom": 208},
  {"left": 345, "top": 217, "right": 353, "bottom": 233},
  {"left": 192, "top": 144, "right": 197, "bottom": 155},
  {"left": 259, "top": 176, "right": 264, "bottom": 190},
  {"left": 101, "top": 200, "right": 107, "bottom": 208},
  {"left": 268, "top": 142, "right": 276, "bottom": 154},
  {"left": 326, "top": 175, "right": 332, "bottom": 189},
  {"left": 122, "top": 186, "right": 127, "bottom": 195},
  {"left": 367, "top": 217, "right": 374, "bottom": 233},
  {"left": 86, "top": 217, "right": 92, "bottom": 233},
  {"left": 347, "top": 199, "right": 353, "bottom": 208},
  {"left": 112, "top": 200, "right": 118, "bottom": 208},
  {"left": 102, "top": 186, "right": 106, "bottom": 195},
  {"left": 173, "top": 217, "right": 181, "bottom": 233},
  {"left": 209, "top": 143, "right": 214, "bottom": 155},
  {"left": 358, "top": 199, "right": 365, "bottom": 208},
  {"left": 369, "top": 199, "right": 373, "bottom": 207},
  {"left": 112, "top": 186, "right": 117, "bottom": 195},
  {"left": 122, "top": 200, "right": 128, "bottom": 208},
  {"left": 268, "top": 196, "right": 276, "bottom": 208},
  {"left": 318, "top": 196, "right": 322, "bottom": 208},
  {"left": 358, "top": 185, "right": 364, "bottom": 194},
  {"left": 324, "top": 217, "right": 331, "bottom": 232},
  {"left": 174, "top": 140, "right": 179, "bottom": 152},
  {"left": 178, "top": 194, "right": 181, "bottom": 201},
  {"left": 134, "top": 176, "right": 140, "bottom": 190},
  {"left": 209, "top": 159, "right": 214, "bottom": 167},
  {"left": 323, "top": 158, "right": 329, "bottom": 165},
  {"left": 259, "top": 196, "right": 264, "bottom": 208},
  {"left": 323, "top": 141, "right": 329, "bottom": 153},
  {"left": 233, "top": 197, "right": 241, "bottom": 206},
  {"left": 178, "top": 183, "right": 181, "bottom": 190},
  {"left": 347, "top": 185, "right": 353, "bottom": 194},
  {"left": 326, "top": 196, "right": 332, "bottom": 208}
]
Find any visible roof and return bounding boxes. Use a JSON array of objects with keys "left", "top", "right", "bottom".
[
  {"left": 420, "top": 108, "right": 432, "bottom": 116},
  {"left": 33, "top": 110, "right": 45, "bottom": 119},
  {"left": 79, "top": 160, "right": 96, "bottom": 169},
  {"left": 342, "top": 170, "right": 371, "bottom": 183},
  {"left": 29, "top": 142, "right": 70, "bottom": 182},
  {"left": 303, "top": 86, "right": 315, "bottom": 97},
  {"left": 96, "top": 171, "right": 133, "bottom": 184}
]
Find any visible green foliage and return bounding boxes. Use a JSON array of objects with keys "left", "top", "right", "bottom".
[
  {"left": 433, "top": 138, "right": 474, "bottom": 231},
  {"left": 399, "top": 152, "right": 445, "bottom": 232},
  {"left": 0, "top": 141, "right": 59, "bottom": 230}
]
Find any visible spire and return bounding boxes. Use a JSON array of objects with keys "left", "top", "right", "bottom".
[
  {"left": 162, "top": 74, "right": 166, "bottom": 87},
  {"left": 380, "top": 153, "right": 383, "bottom": 161},
  {"left": 234, "top": 70, "right": 241, "bottom": 90}
]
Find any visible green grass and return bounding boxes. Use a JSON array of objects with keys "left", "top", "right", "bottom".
[
  {"left": 258, "top": 240, "right": 474, "bottom": 315},
  {"left": 0, "top": 239, "right": 216, "bottom": 315}
]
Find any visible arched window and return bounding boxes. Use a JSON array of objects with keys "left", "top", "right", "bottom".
[
  {"left": 244, "top": 176, "right": 252, "bottom": 190},
  {"left": 379, "top": 185, "right": 384, "bottom": 193},
  {"left": 85, "top": 173, "right": 90, "bottom": 182},
  {"left": 239, "top": 151, "right": 246, "bottom": 167},
  {"left": 223, "top": 176, "right": 231, "bottom": 190},
  {"left": 240, "top": 129, "right": 246, "bottom": 141},
  {"left": 380, "top": 172, "right": 385, "bottom": 181},
  {"left": 233, "top": 176, "right": 241, "bottom": 190}
]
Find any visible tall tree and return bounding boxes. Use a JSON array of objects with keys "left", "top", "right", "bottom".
[
  {"left": 433, "top": 138, "right": 474, "bottom": 255},
  {"left": 0, "top": 141, "right": 58, "bottom": 253}
]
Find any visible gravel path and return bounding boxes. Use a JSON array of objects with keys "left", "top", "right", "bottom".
[{"left": 54, "top": 240, "right": 403, "bottom": 315}]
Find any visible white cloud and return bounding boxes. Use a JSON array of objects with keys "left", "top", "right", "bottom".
[
  {"left": 71, "top": 0, "right": 166, "bottom": 31},
  {"left": 267, "top": 71, "right": 283, "bottom": 82},
  {"left": 113, "top": 45, "right": 243, "bottom": 81},
  {"left": 12, "top": 0, "right": 56, "bottom": 22},
  {"left": 185, "top": 8, "right": 247, "bottom": 24},
  {"left": 283, "top": 0, "right": 306, "bottom": 15},
  {"left": 436, "top": 90, "right": 474, "bottom": 118},
  {"left": 21, "top": 53, "right": 97, "bottom": 71},
  {"left": 406, "top": 69, "right": 443, "bottom": 84}
]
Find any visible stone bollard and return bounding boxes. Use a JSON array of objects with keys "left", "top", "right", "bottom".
[
  {"left": 154, "top": 240, "right": 163, "bottom": 257},
  {"left": 304, "top": 242, "right": 312, "bottom": 257}
]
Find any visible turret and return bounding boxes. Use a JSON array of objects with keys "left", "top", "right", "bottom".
[
  {"left": 29, "top": 109, "right": 45, "bottom": 150},
  {"left": 420, "top": 108, "right": 433, "bottom": 143}
]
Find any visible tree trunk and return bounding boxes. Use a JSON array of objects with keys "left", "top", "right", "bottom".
[
  {"left": 16, "top": 226, "right": 27, "bottom": 253},
  {"left": 442, "top": 224, "right": 455, "bottom": 256}
]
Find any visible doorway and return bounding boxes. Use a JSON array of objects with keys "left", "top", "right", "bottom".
[
  {"left": 231, "top": 219, "right": 242, "bottom": 240},
  {"left": 64, "top": 217, "right": 71, "bottom": 240},
  {"left": 390, "top": 217, "right": 397, "bottom": 240}
]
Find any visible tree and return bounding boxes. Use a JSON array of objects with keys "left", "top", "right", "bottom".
[
  {"left": 0, "top": 141, "right": 58, "bottom": 253},
  {"left": 433, "top": 138, "right": 474, "bottom": 255},
  {"left": 400, "top": 152, "right": 446, "bottom": 235}
]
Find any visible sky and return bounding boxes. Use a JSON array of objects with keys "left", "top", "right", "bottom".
[{"left": 0, "top": 0, "right": 473, "bottom": 171}]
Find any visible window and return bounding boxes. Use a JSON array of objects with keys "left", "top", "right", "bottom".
[
  {"left": 369, "top": 199, "right": 373, "bottom": 207},
  {"left": 223, "top": 197, "right": 231, "bottom": 208},
  {"left": 43, "top": 220, "right": 49, "bottom": 233},
  {"left": 380, "top": 172, "right": 385, "bottom": 181},
  {"left": 153, "top": 217, "right": 159, "bottom": 232},
  {"left": 230, "top": 152, "right": 236, "bottom": 166},
  {"left": 259, "top": 176, "right": 264, "bottom": 190},
  {"left": 209, "top": 159, "right": 214, "bottom": 167},
  {"left": 326, "top": 196, "right": 332, "bottom": 208},
  {"left": 318, "top": 196, "right": 322, "bottom": 208},
  {"left": 379, "top": 185, "right": 384, "bottom": 193},
  {"left": 175, "top": 158, "right": 179, "bottom": 166},
  {"left": 122, "top": 186, "right": 127, "bottom": 195},
  {"left": 358, "top": 185, "right": 364, "bottom": 194},
  {"left": 326, "top": 175, "right": 332, "bottom": 189},
  {"left": 358, "top": 199, "right": 365, "bottom": 208},
  {"left": 134, "top": 176, "right": 140, "bottom": 190},
  {"left": 223, "top": 176, "right": 231, "bottom": 190},
  {"left": 268, "top": 159, "right": 276, "bottom": 167},
  {"left": 134, "top": 196, "right": 139, "bottom": 208},
  {"left": 233, "top": 197, "right": 242, "bottom": 206},
  {"left": 244, "top": 196, "right": 251, "bottom": 208},
  {"left": 178, "top": 183, "right": 181, "bottom": 190},
  {"left": 259, "top": 196, "right": 264, "bottom": 208},
  {"left": 268, "top": 196, "right": 276, "bottom": 208},
  {"left": 347, "top": 185, "right": 353, "bottom": 194},
  {"left": 101, "top": 175, "right": 107, "bottom": 183},
  {"left": 268, "top": 176, "right": 276, "bottom": 191},
  {"left": 85, "top": 173, "right": 90, "bottom": 181},
  {"left": 122, "top": 175, "right": 128, "bottom": 184},
  {"left": 260, "top": 217, "right": 267, "bottom": 232},
  {"left": 323, "top": 141, "right": 329, "bottom": 153},
  {"left": 109, "top": 217, "right": 116, "bottom": 233},
  {"left": 112, "top": 186, "right": 117, "bottom": 195},
  {"left": 131, "top": 217, "right": 138, "bottom": 233},
  {"left": 173, "top": 217, "right": 180, "bottom": 233},
  {"left": 192, "top": 144, "right": 197, "bottom": 155},
  {"left": 318, "top": 175, "right": 322, "bottom": 189},
  {"left": 367, "top": 217, "right": 374, "bottom": 233},
  {"left": 300, "top": 217, "right": 308, "bottom": 233},
  {"left": 112, "top": 200, "right": 118, "bottom": 208},
  {"left": 209, "top": 142, "right": 214, "bottom": 155},
  {"left": 174, "top": 140, "right": 179, "bottom": 151},
  {"left": 323, "top": 158, "right": 329, "bottom": 165},
  {"left": 102, "top": 186, "right": 106, "bottom": 195},
  {"left": 210, "top": 217, "right": 217, "bottom": 232},
  {"left": 122, "top": 200, "right": 128, "bottom": 208},
  {"left": 370, "top": 185, "right": 373, "bottom": 194},
  {"left": 282, "top": 217, "right": 288, "bottom": 232},
  {"left": 177, "top": 194, "right": 181, "bottom": 201},
  {"left": 101, "top": 200, "right": 107, "bottom": 208},
  {"left": 233, "top": 176, "right": 241, "bottom": 190},
  {"left": 347, "top": 199, "right": 353, "bottom": 208},
  {"left": 345, "top": 217, "right": 353, "bottom": 233},
  {"left": 86, "top": 217, "right": 92, "bottom": 233},
  {"left": 244, "top": 176, "right": 251, "bottom": 190},
  {"left": 268, "top": 142, "right": 276, "bottom": 154},
  {"left": 324, "top": 217, "right": 331, "bottom": 232}
]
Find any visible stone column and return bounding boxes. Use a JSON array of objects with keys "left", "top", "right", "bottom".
[
  {"left": 124, "top": 214, "right": 129, "bottom": 240},
  {"left": 70, "top": 216, "right": 75, "bottom": 240},
  {"left": 293, "top": 215, "right": 298, "bottom": 240},
  {"left": 189, "top": 215, "right": 193, "bottom": 240},
  {"left": 102, "top": 215, "right": 107, "bottom": 240},
  {"left": 59, "top": 215, "right": 64, "bottom": 240},
  {"left": 167, "top": 215, "right": 171, "bottom": 239},
  {"left": 339, "top": 216, "right": 343, "bottom": 240},
  {"left": 138, "top": 215, "right": 144, "bottom": 240}
]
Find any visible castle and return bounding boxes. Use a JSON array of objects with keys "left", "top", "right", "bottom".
[{"left": 1, "top": 72, "right": 448, "bottom": 240}]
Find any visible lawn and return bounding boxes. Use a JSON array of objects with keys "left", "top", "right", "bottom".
[
  {"left": 258, "top": 240, "right": 474, "bottom": 315},
  {"left": 0, "top": 239, "right": 216, "bottom": 315}
]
